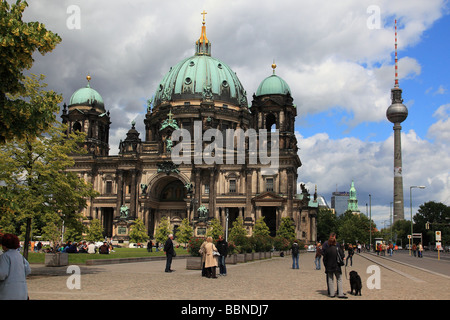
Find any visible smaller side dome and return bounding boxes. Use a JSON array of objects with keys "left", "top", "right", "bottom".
[
  {"left": 255, "top": 64, "right": 291, "bottom": 97},
  {"left": 69, "top": 76, "right": 105, "bottom": 112}
]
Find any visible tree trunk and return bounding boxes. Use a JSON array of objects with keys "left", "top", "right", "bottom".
[{"left": 23, "top": 217, "right": 32, "bottom": 260}]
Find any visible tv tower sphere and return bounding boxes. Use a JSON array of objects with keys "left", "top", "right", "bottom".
[{"left": 386, "top": 88, "right": 408, "bottom": 124}]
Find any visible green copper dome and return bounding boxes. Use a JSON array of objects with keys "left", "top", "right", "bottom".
[
  {"left": 154, "top": 55, "right": 247, "bottom": 107},
  {"left": 256, "top": 70, "right": 291, "bottom": 97},
  {"left": 153, "top": 18, "right": 248, "bottom": 108},
  {"left": 69, "top": 77, "right": 105, "bottom": 111}
]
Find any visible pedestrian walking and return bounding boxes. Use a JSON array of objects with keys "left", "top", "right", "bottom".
[
  {"left": 418, "top": 243, "right": 423, "bottom": 258},
  {"left": 315, "top": 243, "right": 322, "bottom": 270},
  {"left": 345, "top": 244, "right": 354, "bottom": 267},
  {"left": 216, "top": 235, "right": 228, "bottom": 276},
  {"left": 164, "top": 234, "right": 175, "bottom": 272},
  {"left": 291, "top": 240, "right": 300, "bottom": 269},
  {"left": 147, "top": 240, "right": 153, "bottom": 252},
  {"left": 412, "top": 243, "right": 417, "bottom": 257},
  {"left": 322, "top": 232, "right": 347, "bottom": 299},
  {"left": 36, "top": 241, "right": 42, "bottom": 253},
  {"left": 0, "top": 234, "right": 31, "bottom": 300}
]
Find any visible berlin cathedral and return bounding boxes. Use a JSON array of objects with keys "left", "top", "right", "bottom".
[{"left": 62, "top": 14, "right": 319, "bottom": 244}]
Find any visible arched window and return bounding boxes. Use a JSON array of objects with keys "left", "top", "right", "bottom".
[
  {"left": 265, "top": 113, "right": 277, "bottom": 132},
  {"left": 160, "top": 180, "right": 185, "bottom": 201},
  {"left": 73, "top": 121, "right": 82, "bottom": 132}
]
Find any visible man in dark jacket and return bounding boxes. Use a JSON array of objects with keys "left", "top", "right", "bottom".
[
  {"left": 164, "top": 234, "right": 175, "bottom": 273},
  {"left": 99, "top": 242, "right": 109, "bottom": 254},
  {"left": 322, "top": 233, "right": 347, "bottom": 298},
  {"left": 216, "top": 235, "right": 228, "bottom": 276}
]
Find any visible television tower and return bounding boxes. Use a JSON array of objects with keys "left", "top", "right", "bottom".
[{"left": 386, "top": 20, "right": 408, "bottom": 223}]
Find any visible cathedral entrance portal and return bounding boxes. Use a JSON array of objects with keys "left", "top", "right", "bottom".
[
  {"left": 262, "top": 206, "right": 277, "bottom": 237},
  {"left": 102, "top": 207, "right": 113, "bottom": 238},
  {"left": 144, "top": 174, "right": 188, "bottom": 238}
]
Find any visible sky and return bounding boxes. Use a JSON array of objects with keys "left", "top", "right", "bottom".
[{"left": 22, "top": 0, "right": 450, "bottom": 231}]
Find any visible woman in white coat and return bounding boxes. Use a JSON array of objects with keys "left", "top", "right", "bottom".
[
  {"left": 0, "top": 234, "right": 31, "bottom": 300},
  {"left": 204, "top": 237, "right": 218, "bottom": 279}
]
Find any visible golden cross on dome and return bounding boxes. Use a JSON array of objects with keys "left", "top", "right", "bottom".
[{"left": 201, "top": 10, "right": 207, "bottom": 25}]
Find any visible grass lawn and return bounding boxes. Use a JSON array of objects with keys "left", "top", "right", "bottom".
[{"left": 26, "top": 247, "right": 189, "bottom": 264}]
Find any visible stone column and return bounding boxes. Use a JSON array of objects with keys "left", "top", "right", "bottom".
[
  {"left": 116, "top": 169, "right": 123, "bottom": 217},
  {"left": 194, "top": 168, "right": 201, "bottom": 216},
  {"left": 130, "top": 170, "right": 137, "bottom": 218},
  {"left": 209, "top": 168, "right": 216, "bottom": 218},
  {"left": 245, "top": 169, "right": 252, "bottom": 218}
]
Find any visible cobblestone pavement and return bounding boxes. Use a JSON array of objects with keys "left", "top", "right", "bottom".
[{"left": 27, "top": 252, "right": 450, "bottom": 300}]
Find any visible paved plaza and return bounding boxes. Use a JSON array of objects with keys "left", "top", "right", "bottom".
[{"left": 27, "top": 252, "right": 450, "bottom": 301}]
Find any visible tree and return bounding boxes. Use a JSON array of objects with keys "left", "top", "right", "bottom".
[
  {"left": 228, "top": 217, "right": 250, "bottom": 253},
  {"left": 317, "top": 208, "right": 337, "bottom": 242},
  {"left": 0, "top": 75, "right": 98, "bottom": 259},
  {"left": 337, "top": 211, "right": 372, "bottom": 245},
  {"left": 414, "top": 201, "right": 450, "bottom": 246},
  {"left": 155, "top": 216, "right": 172, "bottom": 244},
  {"left": 176, "top": 218, "right": 193, "bottom": 247},
  {"left": 40, "top": 211, "right": 62, "bottom": 246},
  {"left": 129, "top": 218, "right": 149, "bottom": 244},
  {"left": 0, "top": 1, "right": 62, "bottom": 143},
  {"left": 276, "top": 217, "right": 296, "bottom": 241},
  {"left": 228, "top": 216, "right": 247, "bottom": 241},
  {"left": 391, "top": 219, "right": 411, "bottom": 247},
  {"left": 206, "top": 218, "right": 223, "bottom": 240},
  {"left": 253, "top": 217, "right": 270, "bottom": 237},
  {"left": 85, "top": 219, "right": 104, "bottom": 243}
]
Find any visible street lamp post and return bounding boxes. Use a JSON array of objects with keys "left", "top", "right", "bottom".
[
  {"left": 225, "top": 208, "right": 229, "bottom": 242},
  {"left": 390, "top": 201, "right": 393, "bottom": 242},
  {"left": 409, "top": 185, "right": 425, "bottom": 256}
]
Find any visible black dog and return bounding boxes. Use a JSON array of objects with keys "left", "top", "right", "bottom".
[{"left": 349, "top": 271, "right": 362, "bottom": 296}]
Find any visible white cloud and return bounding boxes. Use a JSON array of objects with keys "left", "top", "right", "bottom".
[
  {"left": 428, "top": 104, "right": 450, "bottom": 144},
  {"left": 297, "top": 126, "right": 450, "bottom": 227},
  {"left": 21, "top": 0, "right": 449, "bottom": 229}
]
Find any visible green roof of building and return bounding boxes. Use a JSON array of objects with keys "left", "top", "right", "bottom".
[
  {"left": 256, "top": 73, "right": 291, "bottom": 97},
  {"left": 154, "top": 55, "right": 247, "bottom": 107},
  {"left": 153, "top": 17, "right": 248, "bottom": 108},
  {"left": 69, "top": 78, "right": 105, "bottom": 111}
]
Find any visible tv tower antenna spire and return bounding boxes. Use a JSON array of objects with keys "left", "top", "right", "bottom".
[{"left": 394, "top": 19, "right": 399, "bottom": 88}]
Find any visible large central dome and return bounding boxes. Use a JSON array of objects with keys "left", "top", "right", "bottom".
[{"left": 153, "top": 17, "right": 248, "bottom": 109}]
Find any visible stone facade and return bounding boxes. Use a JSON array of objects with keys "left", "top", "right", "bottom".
[{"left": 63, "top": 20, "right": 318, "bottom": 245}]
